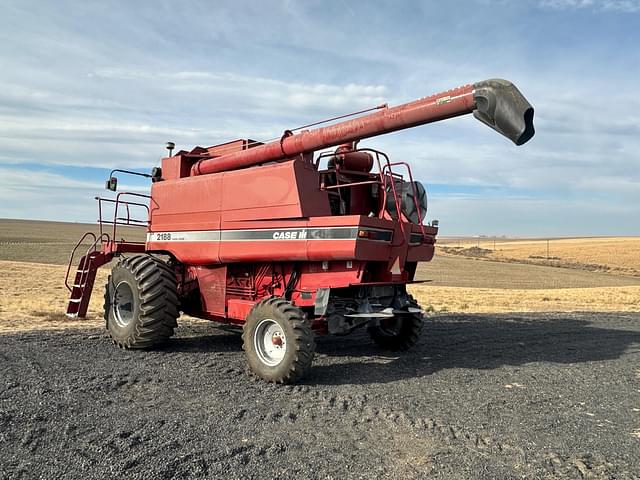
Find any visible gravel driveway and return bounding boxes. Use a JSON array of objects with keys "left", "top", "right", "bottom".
[{"left": 1, "top": 312, "right": 639, "bottom": 479}]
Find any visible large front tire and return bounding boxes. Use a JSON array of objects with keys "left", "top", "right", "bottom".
[
  {"left": 242, "top": 297, "right": 315, "bottom": 383},
  {"left": 104, "top": 255, "right": 179, "bottom": 349}
]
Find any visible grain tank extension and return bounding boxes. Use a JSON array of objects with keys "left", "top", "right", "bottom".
[{"left": 65, "top": 79, "right": 534, "bottom": 383}]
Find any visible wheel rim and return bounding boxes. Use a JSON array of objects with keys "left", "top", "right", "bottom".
[
  {"left": 254, "top": 319, "right": 287, "bottom": 366},
  {"left": 113, "top": 281, "right": 135, "bottom": 327}
]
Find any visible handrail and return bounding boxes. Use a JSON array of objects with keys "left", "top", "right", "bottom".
[
  {"left": 382, "top": 161, "right": 427, "bottom": 238},
  {"left": 64, "top": 232, "right": 110, "bottom": 292},
  {"left": 65, "top": 232, "right": 95, "bottom": 291},
  {"left": 113, "top": 192, "right": 151, "bottom": 240},
  {"left": 364, "top": 149, "right": 408, "bottom": 247},
  {"left": 95, "top": 192, "right": 151, "bottom": 240},
  {"left": 66, "top": 191, "right": 151, "bottom": 298},
  {"left": 323, "top": 180, "right": 380, "bottom": 190},
  {"left": 315, "top": 147, "right": 414, "bottom": 247}
]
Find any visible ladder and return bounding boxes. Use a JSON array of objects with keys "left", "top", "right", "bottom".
[{"left": 65, "top": 234, "right": 112, "bottom": 318}]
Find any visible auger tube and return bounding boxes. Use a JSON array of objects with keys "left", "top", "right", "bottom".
[{"left": 191, "top": 78, "right": 534, "bottom": 176}]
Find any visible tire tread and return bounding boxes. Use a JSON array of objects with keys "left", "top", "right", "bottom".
[
  {"left": 242, "top": 297, "right": 315, "bottom": 384},
  {"left": 105, "top": 254, "right": 179, "bottom": 349}
]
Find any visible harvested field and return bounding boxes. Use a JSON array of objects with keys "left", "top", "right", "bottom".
[
  {"left": 0, "top": 261, "right": 108, "bottom": 333},
  {"left": 417, "top": 256, "right": 640, "bottom": 289},
  {"left": 438, "top": 237, "right": 640, "bottom": 277},
  {"left": 1, "top": 222, "right": 640, "bottom": 331},
  {"left": 0, "top": 219, "right": 144, "bottom": 265},
  {"left": 409, "top": 284, "right": 640, "bottom": 313},
  {"left": 2, "top": 257, "right": 639, "bottom": 334},
  {"left": 412, "top": 256, "right": 640, "bottom": 313}
]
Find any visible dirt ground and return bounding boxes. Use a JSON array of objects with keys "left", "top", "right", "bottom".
[{"left": 1, "top": 313, "right": 639, "bottom": 479}]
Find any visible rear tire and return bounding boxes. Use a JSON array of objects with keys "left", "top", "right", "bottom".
[
  {"left": 367, "top": 296, "right": 423, "bottom": 351},
  {"left": 104, "top": 255, "right": 179, "bottom": 349},
  {"left": 242, "top": 297, "right": 315, "bottom": 383}
]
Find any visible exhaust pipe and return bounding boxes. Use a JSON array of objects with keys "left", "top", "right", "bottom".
[{"left": 473, "top": 79, "right": 535, "bottom": 146}]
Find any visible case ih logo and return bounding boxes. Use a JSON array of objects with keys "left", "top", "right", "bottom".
[{"left": 272, "top": 229, "right": 308, "bottom": 240}]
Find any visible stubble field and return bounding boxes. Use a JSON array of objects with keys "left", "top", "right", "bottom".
[
  {"left": 438, "top": 236, "right": 640, "bottom": 277},
  {"left": 2, "top": 220, "right": 640, "bottom": 331}
]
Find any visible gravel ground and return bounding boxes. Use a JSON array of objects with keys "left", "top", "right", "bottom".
[{"left": 1, "top": 312, "right": 640, "bottom": 479}]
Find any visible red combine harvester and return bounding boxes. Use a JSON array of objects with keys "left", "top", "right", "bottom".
[{"left": 65, "top": 79, "right": 534, "bottom": 383}]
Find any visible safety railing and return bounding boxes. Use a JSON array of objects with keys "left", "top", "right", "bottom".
[
  {"left": 64, "top": 232, "right": 110, "bottom": 292},
  {"left": 316, "top": 147, "right": 427, "bottom": 246},
  {"left": 96, "top": 192, "right": 151, "bottom": 241},
  {"left": 381, "top": 160, "right": 427, "bottom": 237}
]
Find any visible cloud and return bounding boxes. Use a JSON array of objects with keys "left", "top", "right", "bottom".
[
  {"left": 0, "top": 64, "right": 390, "bottom": 169},
  {"left": 0, "top": 166, "right": 149, "bottom": 223},
  {"left": 91, "top": 68, "right": 389, "bottom": 112},
  {"left": 1, "top": 0, "right": 638, "bottom": 234},
  {"left": 539, "top": 0, "right": 640, "bottom": 12}
]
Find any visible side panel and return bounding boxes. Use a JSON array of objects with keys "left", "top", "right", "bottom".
[
  {"left": 220, "top": 162, "right": 303, "bottom": 222},
  {"left": 406, "top": 224, "right": 437, "bottom": 263},
  {"left": 149, "top": 174, "right": 223, "bottom": 232},
  {"left": 227, "top": 299, "right": 257, "bottom": 322},
  {"left": 150, "top": 161, "right": 315, "bottom": 232},
  {"left": 147, "top": 160, "right": 331, "bottom": 263},
  {"left": 195, "top": 265, "right": 227, "bottom": 316},
  {"left": 220, "top": 160, "right": 330, "bottom": 221}
]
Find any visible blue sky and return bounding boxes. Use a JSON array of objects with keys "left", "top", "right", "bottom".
[{"left": 1, "top": 0, "right": 639, "bottom": 236}]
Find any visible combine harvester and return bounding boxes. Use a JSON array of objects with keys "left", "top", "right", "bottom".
[{"left": 65, "top": 79, "right": 534, "bottom": 383}]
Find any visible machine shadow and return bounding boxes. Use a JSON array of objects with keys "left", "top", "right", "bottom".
[
  {"left": 305, "top": 313, "right": 640, "bottom": 386},
  {"left": 162, "top": 327, "right": 243, "bottom": 353}
]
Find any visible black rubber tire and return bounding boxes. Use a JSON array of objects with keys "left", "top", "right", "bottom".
[
  {"left": 242, "top": 297, "right": 315, "bottom": 384},
  {"left": 367, "top": 297, "right": 423, "bottom": 351},
  {"left": 386, "top": 180, "right": 428, "bottom": 224},
  {"left": 103, "top": 255, "right": 179, "bottom": 349}
]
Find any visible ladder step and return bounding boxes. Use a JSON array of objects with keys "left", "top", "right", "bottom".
[{"left": 69, "top": 298, "right": 82, "bottom": 303}]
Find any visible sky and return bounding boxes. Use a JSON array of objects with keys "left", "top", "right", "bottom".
[{"left": 1, "top": 0, "right": 639, "bottom": 236}]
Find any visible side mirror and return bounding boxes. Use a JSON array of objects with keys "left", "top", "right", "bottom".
[
  {"left": 151, "top": 167, "right": 163, "bottom": 183},
  {"left": 105, "top": 176, "right": 118, "bottom": 191}
]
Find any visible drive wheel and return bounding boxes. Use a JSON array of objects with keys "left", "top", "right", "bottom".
[
  {"left": 367, "top": 297, "right": 423, "bottom": 351},
  {"left": 104, "top": 254, "right": 179, "bottom": 349},
  {"left": 242, "top": 297, "right": 315, "bottom": 383}
]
